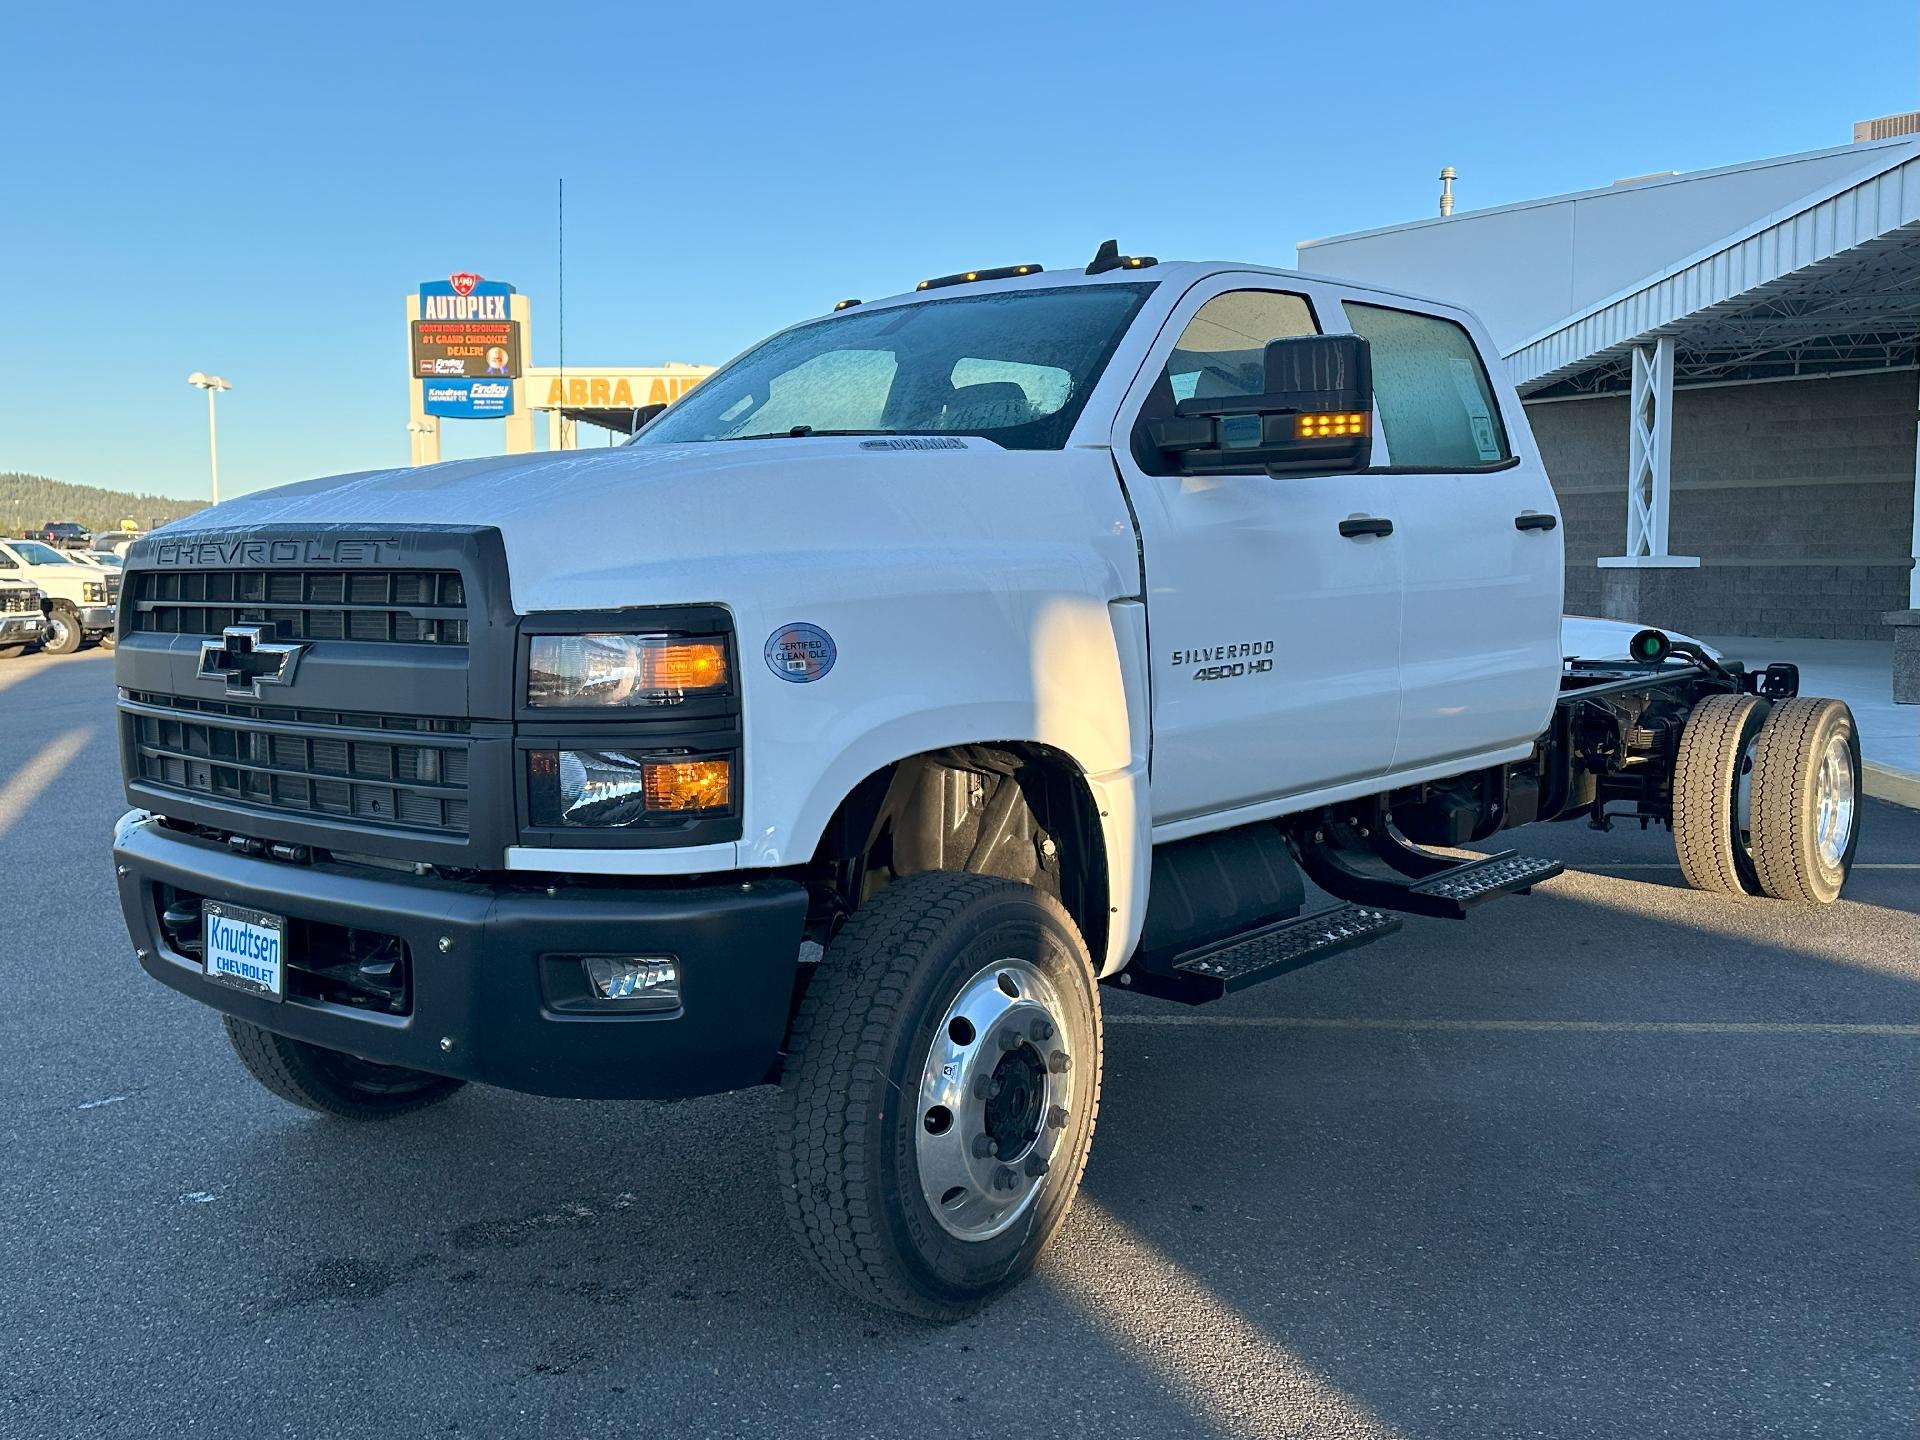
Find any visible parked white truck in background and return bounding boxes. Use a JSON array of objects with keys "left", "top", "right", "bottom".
[
  {"left": 111, "top": 244, "right": 1861, "bottom": 1319},
  {"left": 0, "top": 577, "right": 49, "bottom": 656},
  {"left": 0, "top": 538, "right": 116, "bottom": 653}
]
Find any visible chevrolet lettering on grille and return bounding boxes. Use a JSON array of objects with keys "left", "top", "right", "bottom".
[{"left": 197, "top": 624, "right": 307, "bottom": 698}]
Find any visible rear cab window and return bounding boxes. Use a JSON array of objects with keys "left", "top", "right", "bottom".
[{"left": 1341, "top": 301, "right": 1512, "bottom": 469}]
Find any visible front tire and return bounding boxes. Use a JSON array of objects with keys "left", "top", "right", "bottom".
[
  {"left": 1749, "top": 698, "right": 1861, "bottom": 903},
  {"left": 40, "top": 605, "right": 82, "bottom": 655},
  {"left": 222, "top": 1016, "right": 466, "bottom": 1120},
  {"left": 777, "top": 871, "right": 1102, "bottom": 1320}
]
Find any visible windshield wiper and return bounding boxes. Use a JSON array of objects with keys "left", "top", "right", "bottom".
[{"left": 719, "top": 426, "right": 899, "bottom": 441}]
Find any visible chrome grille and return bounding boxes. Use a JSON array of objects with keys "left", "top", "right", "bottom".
[
  {"left": 128, "top": 568, "right": 468, "bottom": 644},
  {"left": 0, "top": 588, "right": 41, "bottom": 614}
]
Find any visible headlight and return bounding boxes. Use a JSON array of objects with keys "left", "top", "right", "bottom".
[
  {"left": 529, "top": 750, "right": 733, "bottom": 828},
  {"left": 83, "top": 581, "right": 107, "bottom": 604},
  {"left": 527, "top": 633, "right": 728, "bottom": 708}
]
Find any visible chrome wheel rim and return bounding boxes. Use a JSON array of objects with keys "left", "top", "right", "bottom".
[
  {"left": 46, "top": 614, "right": 71, "bottom": 649},
  {"left": 915, "top": 957, "right": 1074, "bottom": 1243},
  {"left": 1814, "top": 731, "right": 1855, "bottom": 870}
]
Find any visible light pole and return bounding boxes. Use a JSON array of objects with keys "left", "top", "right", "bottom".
[{"left": 187, "top": 373, "right": 232, "bottom": 504}]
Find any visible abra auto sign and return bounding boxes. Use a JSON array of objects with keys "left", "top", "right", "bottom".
[{"left": 412, "top": 273, "right": 520, "bottom": 386}]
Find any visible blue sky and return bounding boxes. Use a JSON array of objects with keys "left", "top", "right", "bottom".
[{"left": 4, "top": 0, "right": 1916, "bottom": 501}]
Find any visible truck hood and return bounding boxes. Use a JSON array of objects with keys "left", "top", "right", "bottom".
[{"left": 155, "top": 438, "right": 1141, "bottom": 615}]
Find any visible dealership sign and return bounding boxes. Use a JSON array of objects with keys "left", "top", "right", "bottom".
[
  {"left": 413, "top": 273, "right": 520, "bottom": 389},
  {"left": 423, "top": 377, "right": 514, "bottom": 419}
]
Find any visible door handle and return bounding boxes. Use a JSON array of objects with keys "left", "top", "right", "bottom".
[
  {"left": 1514, "top": 512, "right": 1558, "bottom": 532},
  {"left": 1338, "top": 516, "right": 1394, "bottom": 539}
]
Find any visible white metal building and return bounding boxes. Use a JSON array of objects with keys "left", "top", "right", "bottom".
[{"left": 1300, "top": 125, "right": 1920, "bottom": 641}]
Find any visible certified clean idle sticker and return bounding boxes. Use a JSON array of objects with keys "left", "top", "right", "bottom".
[{"left": 764, "top": 622, "right": 837, "bottom": 682}]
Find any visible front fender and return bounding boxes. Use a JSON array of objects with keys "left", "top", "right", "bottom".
[{"left": 743, "top": 597, "right": 1152, "bottom": 977}]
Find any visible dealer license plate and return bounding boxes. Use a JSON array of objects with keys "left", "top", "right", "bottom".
[{"left": 202, "top": 901, "right": 287, "bottom": 1001}]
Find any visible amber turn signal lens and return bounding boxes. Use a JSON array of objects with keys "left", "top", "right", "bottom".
[
  {"left": 641, "top": 642, "right": 727, "bottom": 692},
  {"left": 641, "top": 758, "right": 732, "bottom": 813}
]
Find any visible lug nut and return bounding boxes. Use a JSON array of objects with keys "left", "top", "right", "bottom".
[
  {"left": 972, "top": 1074, "right": 992, "bottom": 1100},
  {"left": 1048, "top": 1050, "right": 1072, "bottom": 1074},
  {"left": 992, "top": 1165, "right": 1018, "bottom": 1192},
  {"left": 1047, "top": 1105, "right": 1069, "bottom": 1130},
  {"left": 998, "top": 1029, "right": 1023, "bottom": 1052},
  {"left": 1024, "top": 1155, "right": 1049, "bottom": 1178},
  {"left": 1029, "top": 1018, "right": 1055, "bottom": 1043},
  {"left": 971, "top": 1134, "right": 997, "bottom": 1159}
]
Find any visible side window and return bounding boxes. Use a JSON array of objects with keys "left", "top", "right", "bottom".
[
  {"left": 1162, "top": 290, "right": 1318, "bottom": 403},
  {"left": 1135, "top": 289, "right": 1318, "bottom": 472},
  {"left": 1342, "top": 302, "right": 1511, "bottom": 469}
]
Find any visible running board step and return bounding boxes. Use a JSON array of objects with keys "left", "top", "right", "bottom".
[
  {"left": 1121, "top": 904, "right": 1402, "bottom": 1005},
  {"left": 1294, "top": 831, "right": 1566, "bottom": 921},
  {"left": 1404, "top": 852, "right": 1565, "bottom": 911}
]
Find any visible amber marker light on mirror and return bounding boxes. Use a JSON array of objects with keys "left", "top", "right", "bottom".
[{"left": 1294, "top": 412, "right": 1371, "bottom": 439}]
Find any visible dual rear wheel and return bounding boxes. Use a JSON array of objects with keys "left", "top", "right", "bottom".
[{"left": 1673, "top": 695, "right": 1860, "bottom": 903}]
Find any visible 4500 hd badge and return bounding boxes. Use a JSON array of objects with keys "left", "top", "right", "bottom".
[{"left": 1171, "top": 638, "right": 1276, "bottom": 682}]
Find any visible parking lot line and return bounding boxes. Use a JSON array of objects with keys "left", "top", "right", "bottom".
[
  {"left": 1579, "top": 861, "right": 1920, "bottom": 871},
  {"left": 1106, "top": 1016, "right": 1920, "bottom": 1035}
]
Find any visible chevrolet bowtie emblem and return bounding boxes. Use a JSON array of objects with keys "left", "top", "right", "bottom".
[{"left": 197, "top": 624, "right": 306, "bottom": 698}]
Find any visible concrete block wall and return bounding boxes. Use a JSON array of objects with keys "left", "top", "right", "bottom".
[{"left": 1525, "top": 370, "right": 1917, "bottom": 638}]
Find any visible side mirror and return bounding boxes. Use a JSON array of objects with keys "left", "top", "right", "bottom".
[
  {"left": 1148, "top": 333, "right": 1374, "bottom": 474},
  {"left": 627, "top": 402, "right": 668, "bottom": 433}
]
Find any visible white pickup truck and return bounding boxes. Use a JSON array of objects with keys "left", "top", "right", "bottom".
[
  {"left": 111, "top": 245, "right": 1860, "bottom": 1319},
  {"left": 0, "top": 577, "right": 49, "bottom": 655},
  {"left": 0, "top": 538, "right": 117, "bottom": 653}
]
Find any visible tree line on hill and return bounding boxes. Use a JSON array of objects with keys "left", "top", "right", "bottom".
[{"left": 0, "top": 472, "right": 205, "bottom": 537}]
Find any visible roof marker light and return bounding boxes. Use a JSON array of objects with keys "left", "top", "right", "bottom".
[{"left": 915, "top": 263, "right": 1046, "bottom": 292}]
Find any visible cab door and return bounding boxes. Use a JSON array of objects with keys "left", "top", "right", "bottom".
[
  {"left": 1338, "top": 299, "right": 1563, "bottom": 773},
  {"left": 1111, "top": 275, "right": 1403, "bottom": 829}
]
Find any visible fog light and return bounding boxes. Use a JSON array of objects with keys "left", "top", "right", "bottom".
[{"left": 584, "top": 956, "right": 680, "bottom": 1009}]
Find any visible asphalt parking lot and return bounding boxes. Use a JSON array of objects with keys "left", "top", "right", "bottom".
[{"left": 3, "top": 646, "right": 1915, "bottom": 1439}]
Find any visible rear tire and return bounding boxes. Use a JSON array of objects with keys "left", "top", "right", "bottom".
[
  {"left": 1672, "top": 692, "right": 1769, "bottom": 896},
  {"left": 222, "top": 1016, "right": 465, "bottom": 1120},
  {"left": 1749, "top": 698, "right": 1861, "bottom": 904},
  {"left": 40, "top": 605, "right": 82, "bottom": 655},
  {"left": 0, "top": 645, "right": 25, "bottom": 660},
  {"left": 777, "top": 871, "right": 1102, "bottom": 1321}
]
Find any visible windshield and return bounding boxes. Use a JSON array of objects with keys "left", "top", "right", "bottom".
[
  {"left": 14, "top": 542, "right": 75, "bottom": 565},
  {"left": 637, "top": 283, "right": 1155, "bottom": 450}
]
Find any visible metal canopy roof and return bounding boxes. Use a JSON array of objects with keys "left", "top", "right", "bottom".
[{"left": 1512, "top": 144, "right": 1920, "bottom": 397}]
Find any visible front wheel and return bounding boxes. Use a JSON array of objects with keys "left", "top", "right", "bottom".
[
  {"left": 777, "top": 871, "right": 1102, "bottom": 1320},
  {"left": 222, "top": 1016, "right": 466, "bottom": 1119},
  {"left": 40, "top": 606, "right": 82, "bottom": 655}
]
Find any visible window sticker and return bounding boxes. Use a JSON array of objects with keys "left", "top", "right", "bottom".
[{"left": 1449, "top": 357, "right": 1502, "bottom": 462}]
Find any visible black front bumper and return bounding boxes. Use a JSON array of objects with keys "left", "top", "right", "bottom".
[{"left": 113, "top": 814, "right": 809, "bottom": 1100}]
